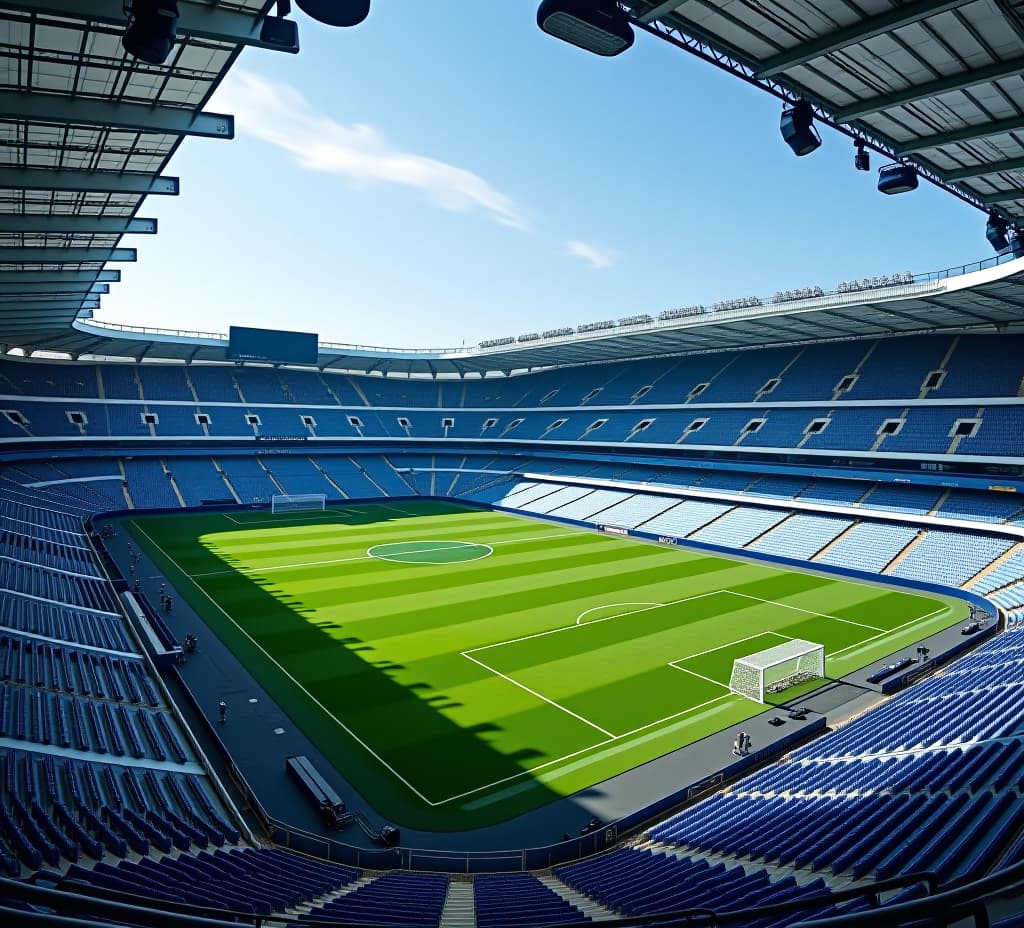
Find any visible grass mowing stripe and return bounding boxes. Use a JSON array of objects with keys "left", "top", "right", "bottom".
[
  {"left": 128, "top": 501, "right": 970, "bottom": 829},
  {"left": 129, "top": 519, "right": 440, "bottom": 807}
]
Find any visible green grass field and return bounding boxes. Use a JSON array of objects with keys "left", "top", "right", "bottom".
[{"left": 128, "top": 500, "right": 968, "bottom": 830}]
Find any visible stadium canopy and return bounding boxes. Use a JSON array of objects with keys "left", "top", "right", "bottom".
[
  {"left": 1, "top": 1, "right": 1024, "bottom": 375},
  {"left": 625, "top": 0, "right": 1024, "bottom": 225},
  {"left": 0, "top": 0, "right": 292, "bottom": 352}
]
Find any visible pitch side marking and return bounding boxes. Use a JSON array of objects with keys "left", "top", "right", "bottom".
[
  {"left": 466, "top": 591, "right": 726, "bottom": 655},
  {"left": 667, "top": 632, "right": 795, "bottom": 690},
  {"left": 367, "top": 540, "right": 494, "bottom": 564},
  {"left": 829, "top": 605, "right": 949, "bottom": 658},
  {"left": 149, "top": 512, "right": 956, "bottom": 809},
  {"left": 128, "top": 520, "right": 439, "bottom": 807},
  {"left": 461, "top": 651, "right": 615, "bottom": 739},
  {"left": 191, "top": 530, "right": 585, "bottom": 577},
  {"left": 221, "top": 510, "right": 353, "bottom": 527},
  {"left": 575, "top": 602, "right": 663, "bottom": 626},
  {"left": 727, "top": 591, "right": 886, "bottom": 632},
  {"left": 434, "top": 692, "right": 734, "bottom": 807}
]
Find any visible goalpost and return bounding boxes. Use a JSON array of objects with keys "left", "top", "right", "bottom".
[
  {"left": 729, "top": 639, "right": 825, "bottom": 704},
  {"left": 271, "top": 493, "right": 327, "bottom": 515}
]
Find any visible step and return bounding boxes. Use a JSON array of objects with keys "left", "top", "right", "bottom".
[
  {"left": 285, "top": 873, "right": 376, "bottom": 915},
  {"left": 439, "top": 880, "right": 476, "bottom": 928},
  {"left": 536, "top": 873, "right": 618, "bottom": 921}
]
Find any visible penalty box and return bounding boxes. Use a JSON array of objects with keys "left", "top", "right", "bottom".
[{"left": 463, "top": 590, "right": 868, "bottom": 740}]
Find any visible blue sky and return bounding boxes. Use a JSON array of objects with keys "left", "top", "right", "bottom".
[{"left": 99, "top": 2, "right": 990, "bottom": 349}]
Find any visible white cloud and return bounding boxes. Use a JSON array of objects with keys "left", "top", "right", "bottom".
[
  {"left": 566, "top": 240, "right": 620, "bottom": 270},
  {"left": 214, "top": 69, "right": 528, "bottom": 230}
]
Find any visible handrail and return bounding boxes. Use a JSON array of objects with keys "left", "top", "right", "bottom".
[
  {"left": 0, "top": 867, "right": 943, "bottom": 928},
  {"left": 73, "top": 250, "right": 1024, "bottom": 359}
]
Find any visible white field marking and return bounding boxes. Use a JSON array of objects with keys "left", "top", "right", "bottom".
[
  {"left": 667, "top": 630, "right": 792, "bottom": 666},
  {"left": 434, "top": 692, "right": 733, "bottom": 807},
  {"left": 191, "top": 530, "right": 585, "bottom": 578},
  {"left": 128, "top": 520, "right": 438, "bottom": 807},
  {"left": 576, "top": 602, "right": 662, "bottom": 626},
  {"left": 727, "top": 591, "right": 885, "bottom": 632},
  {"left": 830, "top": 605, "right": 950, "bottom": 658},
  {"left": 671, "top": 666, "right": 731, "bottom": 689},
  {"left": 367, "top": 541, "right": 494, "bottom": 564},
  {"left": 466, "top": 591, "right": 726, "bottom": 656},
  {"left": 461, "top": 651, "right": 615, "bottom": 739}
]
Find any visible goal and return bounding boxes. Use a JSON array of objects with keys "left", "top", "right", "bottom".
[
  {"left": 271, "top": 493, "right": 326, "bottom": 514},
  {"left": 729, "top": 639, "right": 825, "bottom": 704}
]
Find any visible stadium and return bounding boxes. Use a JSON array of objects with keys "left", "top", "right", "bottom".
[{"left": 2, "top": 1, "right": 1024, "bottom": 926}]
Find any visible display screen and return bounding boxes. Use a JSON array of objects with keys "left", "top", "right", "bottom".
[{"left": 227, "top": 326, "right": 319, "bottom": 365}]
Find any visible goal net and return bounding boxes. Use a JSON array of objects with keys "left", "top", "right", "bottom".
[
  {"left": 271, "top": 493, "right": 326, "bottom": 514},
  {"left": 729, "top": 639, "right": 825, "bottom": 704}
]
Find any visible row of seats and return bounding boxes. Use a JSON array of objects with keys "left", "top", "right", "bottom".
[
  {"left": 0, "top": 636, "right": 159, "bottom": 706},
  {"left": 3, "top": 334, "right": 1022, "bottom": 407},
  {"left": 482, "top": 478, "right": 1018, "bottom": 591},
  {"left": 5, "top": 399, "right": 1024, "bottom": 457}
]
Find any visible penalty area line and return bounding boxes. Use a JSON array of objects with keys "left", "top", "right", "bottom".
[
  {"left": 575, "top": 602, "right": 663, "bottom": 626},
  {"left": 431, "top": 689, "right": 734, "bottom": 807},
  {"left": 460, "top": 651, "right": 615, "bottom": 739}
]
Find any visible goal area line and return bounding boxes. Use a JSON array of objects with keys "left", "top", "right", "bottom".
[{"left": 132, "top": 514, "right": 959, "bottom": 811}]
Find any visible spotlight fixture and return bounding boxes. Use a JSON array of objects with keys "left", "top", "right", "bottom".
[
  {"left": 877, "top": 163, "right": 918, "bottom": 195},
  {"left": 122, "top": 0, "right": 179, "bottom": 65},
  {"left": 294, "top": 0, "right": 369, "bottom": 27},
  {"left": 537, "top": 0, "right": 634, "bottom": 56},
  {"left": 987, "top": 212, "right": 1010, "bottom": 252},
  {"left": 854, "top": 140, "right": 870, "bottom": 172},
  {"left": 260, "top": 0, "right": 299, "bottom": 50},
  {"left": 779, "top": 99, "right": 821, "bottom": 157}
]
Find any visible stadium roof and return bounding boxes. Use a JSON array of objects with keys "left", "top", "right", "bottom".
[
  {"left": 626, "top": 0, "right": 1024, "bottom": 228},
  {"left": 0, "top": 0, "right": 291, "bottom": 350},
  {"left": 1, "top": 1, "right": 1024, "bottom": 368},
  {"left": 25, "top": 252, "right": 1024, "bottom": 375}
]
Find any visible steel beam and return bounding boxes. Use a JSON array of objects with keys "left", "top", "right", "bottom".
[
  {"left": 0, "top": 167, "right": 178, "bottom": 195},
  {"left": 945, "top": 156, "right": 1024, "bottom": 181},
  {"left": 0, "top": 269, "right": 119, "bottom": 283},
  {"left": 756, "top": 0, "right": 964, "bottom": 78},
  {"left": 896, "top": 116, "right": 1024, "bottom": 156},
  {"left": 0, "top": 246, "right": 136, "bottom": 262},
  {"left": 0, "top": 292, "right": 102, "bottom": 303},
  {"left": 836, "top": 57, "right": 1024, "bottom": 122},
  {"left": 0, "top": 281, "right": 108, "bottom": 294},
  {"left": 0, "top": 300, "right": 100, "bottom": 312},
  {"left": 636, "top": 1, "right": 686, "bottom": 24},
  {"left": 982, "top": 189, "right": 1024, "bottom": 206},
  {"left": 0, "top": 215, "right": 157, "bottom": 235},
  {"left": 0, "top": 89, "right": 233, "bottom": 139},
  {"left": 3, "top": 0, "right": 299, "bottom": 53}
]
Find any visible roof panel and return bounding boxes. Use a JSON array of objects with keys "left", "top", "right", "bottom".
[{"left": 627, "top": 0, "right": 1024, "bottom": 223}]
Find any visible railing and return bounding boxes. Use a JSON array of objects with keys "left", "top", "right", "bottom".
[
  {"left": 75, "top": 249, "right": 1024, "bottom": 360},
  {"left": 5, "top": 860, "right": 1024, "bottom": 928}
]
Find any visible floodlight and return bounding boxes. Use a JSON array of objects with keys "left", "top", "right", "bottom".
[
  {"left": 122, "top": 0, "right": 179, "bottom": 65},
  {"left": 987, "top": 212, "right": 1010, "bottom": 252},
  {"left": 877, "top": 163, "right": 918, "bottom": 195},
  {"left": 780, "top": 99, "right": 821, "bottom": 157},
  {"left": 854, "top": 140, "right": 870, "bottom": 172},
  {"left": 294, "top": 0, "right": 369, "bottom": 27},
  {"left": 537, "top": 0, "right": 634, "bottom": 56}
]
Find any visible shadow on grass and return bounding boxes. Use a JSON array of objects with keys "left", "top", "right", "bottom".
[{"left": 132, "top": 501, "right": 598, "bottom": 835}]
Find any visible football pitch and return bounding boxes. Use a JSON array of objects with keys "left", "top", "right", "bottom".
[{"left": 129, "top": 500, "right": 968, "bottom": 830}]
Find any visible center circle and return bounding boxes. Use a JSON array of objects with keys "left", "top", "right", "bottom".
[{"left": 367, "top": 540, "right": 493, "bottom": 565}]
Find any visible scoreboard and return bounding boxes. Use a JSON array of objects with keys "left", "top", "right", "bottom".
[{"left": 227, "top": 325, "right": 319, "bottom": 365}]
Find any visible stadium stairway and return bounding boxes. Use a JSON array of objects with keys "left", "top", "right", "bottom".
[
  {"left": 535, "top": 873, "right": 618, "bottom": 920},
  {"left": 438, "top": 880, "right": 476, "bottom": 928}
]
